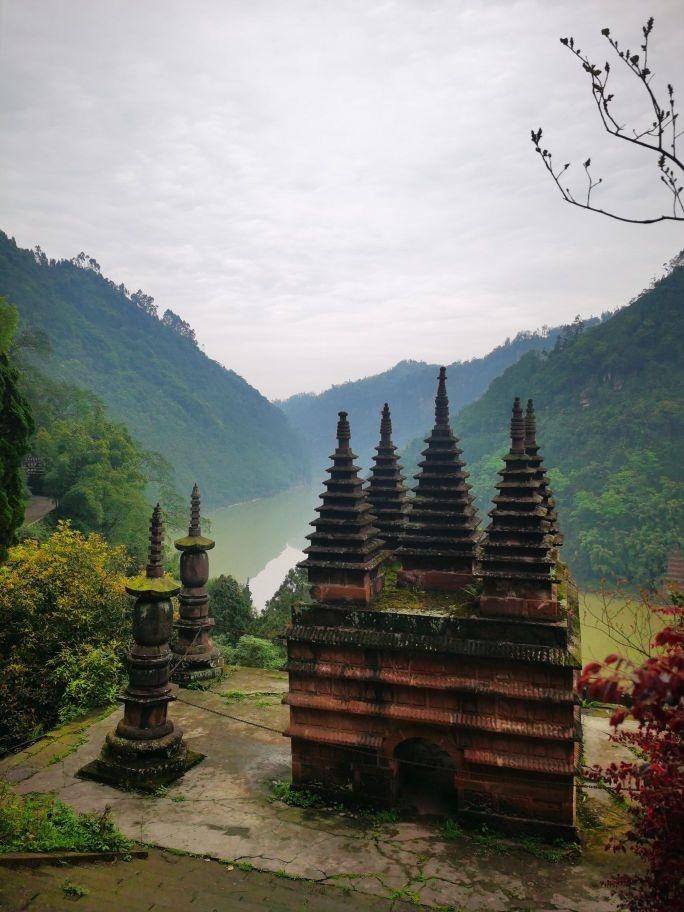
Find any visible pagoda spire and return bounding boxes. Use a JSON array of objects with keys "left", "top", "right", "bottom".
[
  {"left": 171, "top": 484, "right": 223, "bottom": 686},
  {"left": 479, "top": 398, "right": 558, "bottom": 620},
  {"left": 396, "top": 367, "right": 478, "bottom": 591},
  {"left": 299, "top": 411, "right": 386, "bottom": 604},
  {"left": 78, "top": 504, "right": 201, "bottom": 790},
  {"left": 365, "top": 403, "right": 410, "bottom": 553},
  {"left": 524, "top": 400, "right": 562, "bottom": 554}
]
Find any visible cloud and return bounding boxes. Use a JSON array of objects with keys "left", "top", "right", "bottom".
[{"left": 1, "top": 0, "right": 682, "bottom": 397}]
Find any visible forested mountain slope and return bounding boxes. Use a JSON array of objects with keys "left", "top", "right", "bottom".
[
  {"left": 0, "top": 232, "right": 307, "bottom": 505},
  {"left": 403, "top": 256, "right": 684, "bottom": 587},
  {"left": 279, "top": 323, "right": 589, "bottom": 469}
]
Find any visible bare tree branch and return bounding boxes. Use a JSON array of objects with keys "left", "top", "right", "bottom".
[{"left": 532, "top": 18, "right": 683, "bottom": 224}]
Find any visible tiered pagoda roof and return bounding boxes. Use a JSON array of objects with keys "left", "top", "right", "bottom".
[
  {"left": 299, "top": 411, "right": 386, "bottom": 603},
  {"left": 365, "top": 403, "right": 411, "bottom": 553},
  {"left": 480, "top": 398, "right": 556, "bottom": 617},
  {"left": 524, "top": 400, "right": 562, "bottom": 552},
  {"left": 396, "top": 367, "right": 478, "bottom": 588}
]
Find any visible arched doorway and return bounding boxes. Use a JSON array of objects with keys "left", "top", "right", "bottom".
[{"left": 394, "top": 738, "right": 457, "bottom": 817}]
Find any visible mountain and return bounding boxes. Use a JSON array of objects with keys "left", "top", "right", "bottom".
[
  {"left": 278, "top": 323, "right": 595, "bottom": 469},
  {"left": 402, "top": 254, "right": 684, "bottom": 587},
  {"left": 0, "top": 232, "right": 307, "bottom": 505}
]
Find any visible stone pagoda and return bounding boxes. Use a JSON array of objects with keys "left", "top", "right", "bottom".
[
  {"left": 365, "top": 403, "right": 411, "bottom": 553},
  {"left": 396, "top": 367, "right": 478, "bottom": 590},
  {"left": 171, "top": 484, "right": 223, "bottom": 686},
  {"left": 298, "top": 411, "right": 386, "bottom": 605},
  {"left": 78, "top": 505, "right": 202, "bottom": 791},
  {"left": 480, "top": 398, "right": 559, "bottom": 621},
  {"left": 525, "top": 400, "right": 562, "bottom": 555},
  {"left": 286, "top": 396, "right": 580, "bottom": 839}
]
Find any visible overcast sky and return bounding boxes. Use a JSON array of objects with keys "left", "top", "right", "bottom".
[{"left": 1, "top": 1, "right": 682, "bottom": 399}]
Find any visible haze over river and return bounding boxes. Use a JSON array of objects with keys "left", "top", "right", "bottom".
[{"left": 207, "top": 484, "right": 657, "bottom": 664}]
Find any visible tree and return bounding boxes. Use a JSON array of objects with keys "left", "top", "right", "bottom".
[
  {"left": 253, "top": 567, "right": 311, "bottom": 640},
  {"left": 207, "top": 574, "right": 255, "bottom": 643},
  {"left": 162, "top": 309, "right": 197, "bottom": 345},
  {"left": 0, "top": 298, "right": 34, "bottom": 561},
  {"left": 0, "top": 522, "right": 130, "bottom": 752},
  {"left": 532, "top": 18, "right": 683, "bottom": 224},
  {"left": 580, "top": 588, "right": 683, "bottom": 912}
]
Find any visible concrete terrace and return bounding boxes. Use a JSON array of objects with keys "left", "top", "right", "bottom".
[{"left": 1, "top": 668, "right": 632, "bottom": 912}]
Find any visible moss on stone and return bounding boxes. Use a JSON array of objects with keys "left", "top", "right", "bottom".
[
  {"left": 125, "top": 575, "right": 180, "bottom": 597},
  {"left": 174, "top": 535, "right": 215, "bottom": 551},
  {"left": 373, "top": 564, "right": 475, "bottom": 617}
]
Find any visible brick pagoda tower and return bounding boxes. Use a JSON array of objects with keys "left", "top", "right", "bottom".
[
  {"left": 480, "top": 398, "right": 558, "bottom": 621},
  {"left": 286, "top": 397, "right": 580, "bottom": 838},
  {"left": 365, "top": 403, "right": 410, "bottom": 553},
  {"left": 78, "top": 505, "right": 202, "bottom": 790},
  {"left": 396, "top": 367, "right": 478, "bottom": 590},
  {"left": 525, "top": 399, "right": 562, "bottom": 555},
  {"left": 298, "top": 411, "right": 386, "bottom": 605},
  {"left": 171, "top": 484, "right": 223, "bottom": 686}
]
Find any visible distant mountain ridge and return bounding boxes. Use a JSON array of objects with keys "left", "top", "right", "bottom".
[
  {"left": 0, "top": 231, "right": 307, "bottom": 505},
  {"left": 279, "top": 322, "right": 600, "bottom": 468}
]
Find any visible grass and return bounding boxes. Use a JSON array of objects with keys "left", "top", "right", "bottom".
[
  {"left": 61, "top": 879, "right": 89, "bottom": 898},
  {"left": 223, "top": 690, "right": 249, "bottom": 702},
  {"left": 0, "top": 783, "right": 131, "bottom": 854},
  {"left": 440, "top": 818, "right": 580, "bottom": 863}
]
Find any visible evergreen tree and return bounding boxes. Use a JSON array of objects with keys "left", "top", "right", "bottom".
[
  {"left": 207, "top": 574, "right": 255, "bottom": 643},
  {"left": 0, "top": 299, "right": 34, "bottom": 560}
]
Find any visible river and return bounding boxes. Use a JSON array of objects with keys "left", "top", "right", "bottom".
[{"left": 206, "top": 484, "right": 657, "bottom": 664}]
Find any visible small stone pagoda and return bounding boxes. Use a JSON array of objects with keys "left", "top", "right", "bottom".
[
  {"left": 78, "top": 505, "right": 202, "bottom": 790},
  {"left": 480, "top": 398, "right": 558, "bottom": 621},
  {"left": 298, "top": 411, "right": 386, "bottom": 605},
  {"left": 286, "top": 378, "right": 580, "bottom": 838},
  {"left": 396, "top": 367, "right": 478, "bottom": 590},
  {"left": 171, "top": 484, "right": 223, "bottom": 686},
  {"left": 365, "top": 403, "right": 410, "bottom": 552}
]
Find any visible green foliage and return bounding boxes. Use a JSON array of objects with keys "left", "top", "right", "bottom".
[
  {"left": 233, "top": 635, "right": 285, "bottom": 669},
  {"left": 252, "top": 567, "right": 310, "bottom": 640},
  {"left": 403, "top": 259, "right": 684, "bottom": 588},
  {"left": 55, "top": 643, "right": 123, "bottom": 723},
  {"left": 0, "top": 522, "right": 129, "bottom": 752},
  {"left": 61, "top": 880, "right": 89, "bottom": 898},
  {"left": 0, "top": 298, "right": 34, "bottom": 561},
  {"left": 207, "top": 574, "right": 255, "bottom": 642},
  {"left": 0, "top": 232, "right": 307, "bottom": 503},
  {"left": 0, "top": 783, "right": 132, "bottom": 853}
]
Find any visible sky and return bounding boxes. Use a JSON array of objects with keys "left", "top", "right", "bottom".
[{"left": 1, "top": 1, "right": 682, "bottom": 399}]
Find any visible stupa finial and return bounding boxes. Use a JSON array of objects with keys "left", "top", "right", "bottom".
[
  {"left": 525, "top": 399, "right": 537, "bottom": 448},
  {"left": 336, "top": 411, "right": 351, "bottom": 451},
  {"left": 434, "top": 366, "right": 449, "bottom": 428},
  {"left": 380, "top": 403, "right": 392, "bottom": 446},
  {"left": 189, "top": 483, "right": 201, "bottom": 537},
  {"left": 510, "top": 398, "right": 525, "bottom": 453},
  {"left": 146, "top": 504, "right": 164, "bottom": 579}
]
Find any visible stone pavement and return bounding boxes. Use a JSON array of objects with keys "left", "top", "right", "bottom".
[
  {"left": 0, "top": 848, "right": 418, "bottom": 912},
  {"left": 1, "top": 669, "right": 631, "bottom": 912}
]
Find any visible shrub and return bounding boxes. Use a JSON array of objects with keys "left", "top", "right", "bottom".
[
  {"left": 55, "top": 642, "right": 124, "bottom": 722},
  {"left": 233, "top": 635, "right": 285, "bottom": 670},
  {"left": 0, "top": 522, "right": 129, "bottom": 752}
]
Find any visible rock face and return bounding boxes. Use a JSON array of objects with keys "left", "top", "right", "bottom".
[
  {"left": 298, "top": 411, "right": 386, "bottom": 606},
  {"left": 287, "top": 381, "right": 580, "bottom": 839},
  {"left": 78, "top": 505, "right": 203, "bottom": 791},
  {"left": 365, "top": 403, "right": 411, "bottom": 553},
  {"left": 395, "top": 367, "right": 479, "bottom": 591}
]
